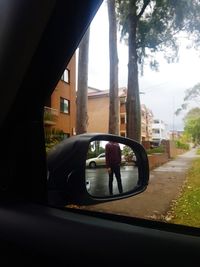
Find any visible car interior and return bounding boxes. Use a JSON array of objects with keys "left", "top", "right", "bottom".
[{"left": 1, "top": 0, "right": 200, "bottom": 266}]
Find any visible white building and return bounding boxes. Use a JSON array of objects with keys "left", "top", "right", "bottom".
[{"left": 152, "top": 119, "right": 168, "bottom": 144}]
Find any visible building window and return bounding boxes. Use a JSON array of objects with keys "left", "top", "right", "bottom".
[
  {"left": 60, "top": 98, "right": 70, "bottom": 114},
  {"left": 61, "top": 69, "right": 70, "bottom": 83},
  {"left": 153, "top": 129, "right": 160, "bottom": 134}
]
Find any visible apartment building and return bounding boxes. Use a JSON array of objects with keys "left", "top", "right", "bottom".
[
  {"left": 87, "top": 88, "right": 109, "bottom": 133},
  {"left": 152, "top": 119, "right": 168, "bottom": 144},
  {"left": 44, "top": 55, "right": 76, "bottom": 137},
  {"left": 119, "top": 88, "right": 126, "bottom": 137},
  {"left": 141, "top": 104, "right": 153, "bottom": 141},
  {"left": 87, "top": 87, "right": 153, "bottom": 140}
]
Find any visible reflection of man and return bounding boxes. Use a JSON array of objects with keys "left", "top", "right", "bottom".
[{"left": 105, "top": 141, "right": 123, "bottom": 195}]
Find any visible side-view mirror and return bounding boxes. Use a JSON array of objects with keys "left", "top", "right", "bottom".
[{"left": 47, "top": 133, "right": 149, "bottom": 206}]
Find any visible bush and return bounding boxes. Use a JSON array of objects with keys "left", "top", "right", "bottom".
[
  {"left": 197, "top": 148, "right": 200, "bottom": 155},
  {"left": 122, "top": 145, "right": 134, "bottom": 162},
  {"left": 175, "top": 140, "right": 189, "bottom": 150},
  {"left": 87, "top": 150, "right": 97, "bottom": 159},
  {"left": 146, "top": 145, "right": 165, "bottom": 154},
  {"left": 45, "top": 128, "right": 67, "bottom": 153}
]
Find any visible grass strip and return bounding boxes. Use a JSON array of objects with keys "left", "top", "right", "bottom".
[{"left": 167, "top": 157, "right": 200, "bottom": 228}]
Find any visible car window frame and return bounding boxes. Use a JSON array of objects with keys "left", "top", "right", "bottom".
[{"left": 1, "top": 2, "right": 200, "bottom": 265}]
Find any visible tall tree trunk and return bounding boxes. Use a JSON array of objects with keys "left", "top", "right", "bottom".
[
  {"left": 76, "top": 28, "right": 90, "bottom": 134},
  {"left": 126, "top": 3, "right": 141, "bottom": 142},
  {"left": 107, "top": 0, "right": 119, "bottom": 135}
]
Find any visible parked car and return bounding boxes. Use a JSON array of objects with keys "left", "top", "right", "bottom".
[
  {"left": 86, "top": 153, "right": 106, "bottom": 168},
  {"left": 86, "top": 152, "right": 127, "bottom": 168}
]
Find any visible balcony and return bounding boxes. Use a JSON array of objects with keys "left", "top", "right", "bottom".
[{"left": 44, "top": 106, "right": 58, "bottom": 126}]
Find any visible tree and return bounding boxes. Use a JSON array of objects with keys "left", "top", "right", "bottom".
[
  {"left": 107, "top": 0, "right": 119, "bottom": 135},
  {"left": 175, "top": 83, "right": 200, "bottom": 115},
  {"left": 184, "top": 108, "right": 200, "bottom": 144},
  {"left": 76, "top": 28, "right": 90, "bottom": 134},
  {"left": 184, "top": 83, "right": 200, "bottom": 103},
  {"left": 184, "top": 107, "right": 200, "bottom": 121},
  {"left": 116, "top": 0, "right": 200, "bottom": 142}
]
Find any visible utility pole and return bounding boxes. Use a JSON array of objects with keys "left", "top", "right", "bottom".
[{"left": 172, "top": 96, "right": 175, "bottom": 140}]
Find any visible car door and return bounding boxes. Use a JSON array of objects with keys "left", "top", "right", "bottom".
[
  {"left": 97, "top": 153, "right": 106, "bottom": 166},
  {"left": 0, "top": 0, "right": 200, "bottom": 266}
]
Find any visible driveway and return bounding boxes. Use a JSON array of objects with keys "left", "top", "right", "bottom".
[{"left": 82, "top": 148, "right": 200, "bottom": 220}]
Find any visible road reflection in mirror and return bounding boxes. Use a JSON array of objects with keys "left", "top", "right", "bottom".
[{"left": 85, "top": 140, "right": 139, "bottom": 197}]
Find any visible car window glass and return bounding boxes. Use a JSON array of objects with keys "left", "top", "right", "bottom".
[{"left": 45, "top": 0, "right": 200, "bottom": 229}]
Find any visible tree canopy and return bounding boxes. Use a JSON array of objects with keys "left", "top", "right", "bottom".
[
  {"left": 184, "top": 83, "right": 200, "bottom": 102},
  {"left": 114, "top": 0, "right": 200, "bottom": 141},
  {"left": 117, "top": 0, "right": 200, "bottom": 72},
  {"left": 175, "top": 83, "right": 200, "bottom": 116},
  {"left": 184, "top": 108, "right": 200, "bottom": 144}
]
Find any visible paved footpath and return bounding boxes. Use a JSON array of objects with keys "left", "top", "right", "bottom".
[{"left": 82, "top": 148, "right": 200, "bottom": 220}]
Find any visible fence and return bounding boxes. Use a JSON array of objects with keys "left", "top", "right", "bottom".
[{"left": 142, "top": 140, "right": 188, "bottom": 170}]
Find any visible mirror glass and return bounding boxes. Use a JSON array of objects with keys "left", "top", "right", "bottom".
[{"left": 85, "top": 140, "right": 139, "bottom": 197}]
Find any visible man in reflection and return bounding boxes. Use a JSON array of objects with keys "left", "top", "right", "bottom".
[{"left": 105, "top": 141, "right": 123, "bottom": 195}]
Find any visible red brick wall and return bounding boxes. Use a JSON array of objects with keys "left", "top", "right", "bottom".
[
  {"left": 148, "top": 153, "right": 169, "bottom": 170},
  {"left": 145, "top": 140, "right": 188, "bottom": 170},
  {"left": 142, "top": 141, "right": 150, "bottom": 150},
  {"left": 163, "top": 140, "right": 186, "bottom": 158}
]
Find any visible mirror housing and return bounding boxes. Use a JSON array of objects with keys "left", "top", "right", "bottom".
[{"left": 47, "top": 133, "right": 149, "bottom": 206}]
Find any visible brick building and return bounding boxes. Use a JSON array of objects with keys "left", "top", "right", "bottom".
[
  {"left": 44, "top": 55, "right": 76, "bottom": 137},
  {"left": 87, "top": 87, "right": 109, "bottom": 133},
  {"left": 141, "top": 104, "right": 153, "bottom": 141},
  {"left": 87, "top": 87, "right": 153, "bottom": 140}
]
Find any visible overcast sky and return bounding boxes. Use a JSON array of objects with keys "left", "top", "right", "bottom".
[{"left": 87, "top": 1, "right": 200, "bottom": 131}]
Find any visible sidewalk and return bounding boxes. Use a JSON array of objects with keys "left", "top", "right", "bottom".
[{"left": 83, "top": 148, "right": 200, "bottom": 220}]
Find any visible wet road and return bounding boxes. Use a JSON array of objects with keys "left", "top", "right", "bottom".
[{"left": 86, "top": 165, "right": 139, "bottom": 197}]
